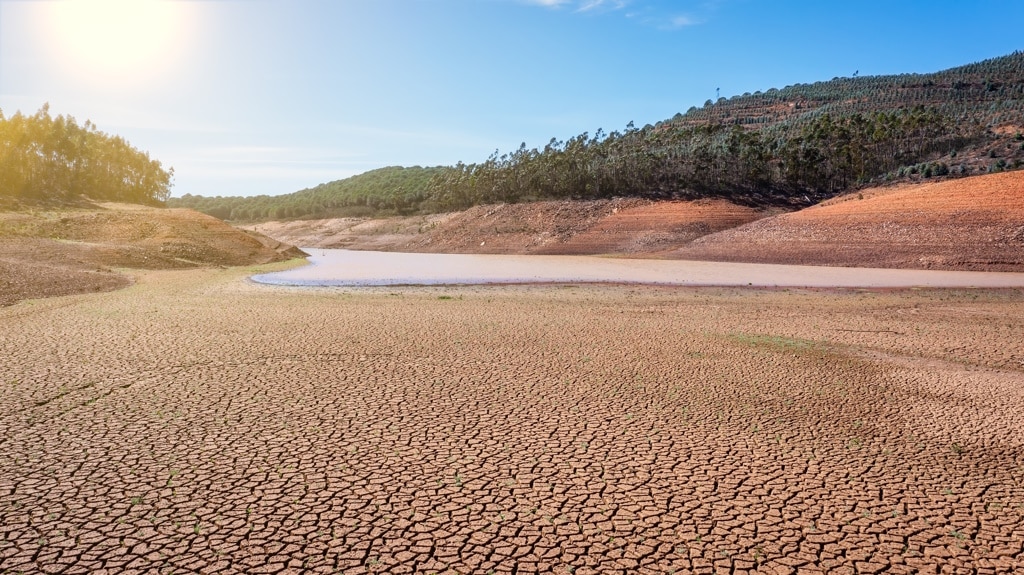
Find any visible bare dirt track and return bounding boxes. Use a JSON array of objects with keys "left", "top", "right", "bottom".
[{"left": 2, "top": 268, "right": 1023, "bottom": 573}]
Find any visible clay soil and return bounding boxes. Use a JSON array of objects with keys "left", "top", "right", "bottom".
[
  {"left": 2, "top": 267, "right": 1023, "bottom": 573},
  {"left": 0, "top": 203, "right": 304, "bottom": 307},
  {"left": 673, "top": 171, "right": 1024, "bottom": 271}
]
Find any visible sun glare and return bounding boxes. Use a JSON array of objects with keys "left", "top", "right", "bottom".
[{"left": 46, "top": 0, "right": 186, "bottom": 87}]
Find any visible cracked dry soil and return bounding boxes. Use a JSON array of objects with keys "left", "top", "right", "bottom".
[{"left": 2, "top": 268, "right": 1023, "bottom": 574}]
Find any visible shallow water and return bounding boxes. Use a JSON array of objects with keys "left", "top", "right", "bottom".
[{"left": 251, "top": 249, "right": 1024, "bottom": 288}]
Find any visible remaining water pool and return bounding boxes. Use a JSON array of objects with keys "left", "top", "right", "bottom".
[{"left": 251, "top": 249, "right": 1024, "bottom": 288}]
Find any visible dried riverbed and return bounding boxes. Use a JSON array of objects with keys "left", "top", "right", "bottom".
[{"left": 2, "top": 265, "right": 1023, "bottom": 573}]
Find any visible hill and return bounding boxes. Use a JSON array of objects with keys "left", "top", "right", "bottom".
[
  {"left": 168, "top": 165, "right": 444, "bottom": 221},
  {"left": 421, "top": 53, "right": 1024, "bottom": 212},
  {"left": 0, "top": 203, "right": 303, "bottom": 306},
  {"left": 175, "top": 52, "right": 1024, "bottom": 220},
  {"left": 670, "top": 52, "right": 1024, "bottom": 133}
]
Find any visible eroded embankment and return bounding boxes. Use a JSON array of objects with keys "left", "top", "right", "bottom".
[{"left": 1, "top": 268, "right": 1022, "bottom": 573}]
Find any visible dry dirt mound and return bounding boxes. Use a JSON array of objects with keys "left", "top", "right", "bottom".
[
  {"left": 673, "top": 171, "right": 1024, "bottom": 271},
  {"left": 0, "top": 203, "right": 304, "bottom": 306}
]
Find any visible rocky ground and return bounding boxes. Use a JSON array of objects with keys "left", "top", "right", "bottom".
[
  {"left": 1, "top": 268, "right": 1022, "bottom": 573},
  {"left": 0, "top": 202, "right": 304, "bottom": 306}
]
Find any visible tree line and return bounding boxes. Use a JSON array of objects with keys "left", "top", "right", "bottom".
[
  {"left": 171, "top": 166, "right": 443, "bottom": 220},
  {"left": 0, "top": 104, "right": 173, "bottom": 206},
  {"left": 422, "top": 106, "right": 984, "bottom": 211}
]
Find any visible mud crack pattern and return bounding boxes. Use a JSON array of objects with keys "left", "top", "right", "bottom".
[{"left": 2, "top": 272, "right": 1023, "bottom": 574}]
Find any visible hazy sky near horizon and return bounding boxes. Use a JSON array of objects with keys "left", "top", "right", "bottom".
[{"left": 2, "top": 0, "right": 1023, "bottom": 198}]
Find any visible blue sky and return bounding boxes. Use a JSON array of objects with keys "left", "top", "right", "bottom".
[{"left": 2, "top": 0, "right": 1022, "bottom": 198}]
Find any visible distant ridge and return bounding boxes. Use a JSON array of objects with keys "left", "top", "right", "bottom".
[{"left": 170, "top": 166, "right": 443, "bottom": 221}]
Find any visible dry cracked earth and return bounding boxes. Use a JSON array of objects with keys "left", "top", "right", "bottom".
[{"left": 2, "top": 267, "right": 1024, "bottom": 574}]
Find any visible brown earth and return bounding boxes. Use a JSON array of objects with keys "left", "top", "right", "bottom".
[
  {"left": 248, "top": 171, "right": 1024, "bottom": 271},
  {"left": 0, "top": 202, "right": 304, "bottom": 307},
  {"left": 241, "top": 212, "right": 461, "bottom": 252},
  {"left": 405, "top": 198, "right": 770, "bottom": 256},
  {"left": 1, "top": 267, "right": 1022, "bottom": 573},
  {"left": 247, "top": 198, "right": 770, "bottom": 257},
  {"left": 673, "top": 171, "right": 1024, "bottom": 271}
]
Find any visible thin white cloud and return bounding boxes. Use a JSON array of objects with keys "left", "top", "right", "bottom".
[
  {"left": 576, "top": 0, "right": 629, "bottom": 12},
  {"left": 524, "top": 0, "right": 708, "bottom": 29},
  {"left": 660, "top": 14, "right": 701, "bottom": 29},
  {"left": 523, "top": 0, "right": 572, "bottom": 7},
  {"left": 671, "top": 15, "right": 696, "bottom": 27},
  {"left": 523, "top": 0, "right": 628, "bottom": 11}
]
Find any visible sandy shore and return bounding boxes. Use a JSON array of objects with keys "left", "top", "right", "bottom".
[{"left": 2, "top": 266, "right": 1023, "bottom": 573}]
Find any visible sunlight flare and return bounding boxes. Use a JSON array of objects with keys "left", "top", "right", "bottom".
[{"left": 45, "top": 0, "right": 187, "bottom": 86}]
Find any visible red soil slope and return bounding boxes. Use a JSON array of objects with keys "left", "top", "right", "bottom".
[{"left": 673, "top": 171, "right": 1024, "bottom": 270}]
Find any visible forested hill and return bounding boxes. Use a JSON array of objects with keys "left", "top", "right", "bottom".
[
  {"left": 169, "top": 166, "right": 444, "bottom": 220},
  {"left": 670, "top": 52, "right": 1024, "bottom": 132},
  {"left": 175, "top": 51, "right": 1024, "bottom": 221}
]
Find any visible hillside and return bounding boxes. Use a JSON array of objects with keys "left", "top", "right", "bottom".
[
  {"left": 671, "top": 169, "right": 1024, "bottom": 271},
  {"left": 174, "top": 52, "right": 1024, "bottom": 220},
  {"left": 0, "top": 203, "right": 303, "bottom": 306},
  {"left": 670, "top": 52, "right": 1024, "bottom": 133},
  {"left": 421, "top": 53, "right": 1024, "bottom": 213},
  {"left": 169, "top": 165, "right": 444, "bottom": 221},
  {"left": 249, "top": 170, "right": 1024, "bottom": 272},
  {"left": 244, "top": 198, "right": 770, "bottom": 256}
]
